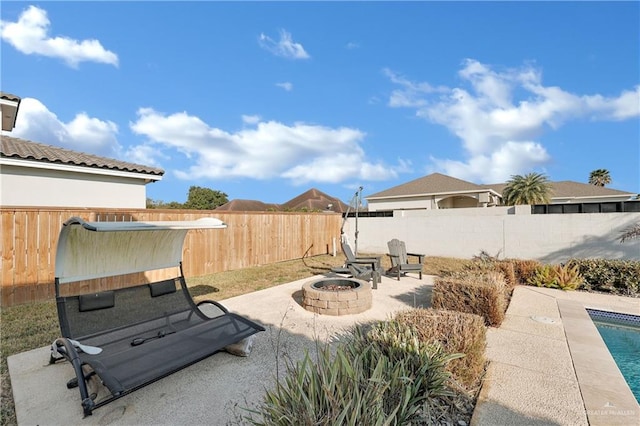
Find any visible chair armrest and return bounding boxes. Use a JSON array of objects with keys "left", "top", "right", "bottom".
[
  {"left": 347, "top": 259, "right": 380, "bottom": 270},
  {"left": 407, "top": 252, "right": 425, "bottom": 261},
  {"left": 355, "top": 255, "right": 381, "bottom": 262}
]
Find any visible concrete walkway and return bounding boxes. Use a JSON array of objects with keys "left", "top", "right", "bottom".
[
  {"left": 8, "top": 276, "right": 640, "bottom": 425},
  {"left": 472, "top": 286, "right": 639, "bottom": 426}
]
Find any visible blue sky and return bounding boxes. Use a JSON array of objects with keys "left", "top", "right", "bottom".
[{"left": 2, "top": 2, "right": 638, "bottom": 205}]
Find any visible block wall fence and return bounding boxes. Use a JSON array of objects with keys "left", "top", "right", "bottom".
[{"left": 343, "top": 206, "right": 640, "bottom": 263}]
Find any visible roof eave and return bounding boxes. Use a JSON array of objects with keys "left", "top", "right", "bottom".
[
  {"left": 0, "top": 157, "right": 163, "bottom": 182},
  {"left": 0, "top": 97, "right": 21, "bottom": 131},
  {"left": 367, "top": 188, "right": 502, "bottom": 201}
]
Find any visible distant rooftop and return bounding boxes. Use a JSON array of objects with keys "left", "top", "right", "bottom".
[{"left": 367, "top": 172, "right": 636, "bottom": 200}]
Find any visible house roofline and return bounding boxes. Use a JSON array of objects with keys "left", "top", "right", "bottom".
[
  {"left": 0, "top": 157, "right": 162, "bottom": 183},
  {"left": 366, "top": 188, "right": 502, "bottom": 201}
]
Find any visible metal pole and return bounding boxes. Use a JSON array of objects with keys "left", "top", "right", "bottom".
[{"left": 354, "top": 186, "right": 362, "bottom": 255}]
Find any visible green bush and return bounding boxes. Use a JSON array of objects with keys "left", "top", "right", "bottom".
[
  {"left": 528, "top": 264, "right": 557, "bottom": 288},
  {"left": 567, "top": 258, "right": 640, "bottom": 296},
  {"left": 249, "top": 321, "right": 460, "bottom": 425},
  {"left": 432, "top": 271, "right": 508, "bottom": 327},
  {"left": 395, "top": 309, "right": 486, "bottom": 390},
  {"left": 527, "top": 264, "right": 583, "bottom": 291}
]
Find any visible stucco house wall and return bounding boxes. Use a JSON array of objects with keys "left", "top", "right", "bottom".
[
  {"left": 0, "top": 163, "right": 149, "bottom": 208},
  {"left": 0, "top": 136, "right": 163, "bottom": 209}
]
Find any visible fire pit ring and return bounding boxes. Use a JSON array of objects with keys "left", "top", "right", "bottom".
[{"left": 302, "top": 277, "right": 372, "bottom": 316}]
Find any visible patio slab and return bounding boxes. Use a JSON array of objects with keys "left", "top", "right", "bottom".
[
  {"left": 8, "top": 273, "right": 433, "bottom": 425},
  {"left": 9, "top": 277, "right": 640, "bottom": 425}
]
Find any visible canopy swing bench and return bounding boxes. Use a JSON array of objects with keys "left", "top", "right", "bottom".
[{"left": 49, "top": 217, "right": 265, "bottom": 417}]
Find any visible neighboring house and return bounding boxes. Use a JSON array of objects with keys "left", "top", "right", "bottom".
[
  {"left": 366, "top": 173, "right": 636, "bottom": 212},
  {"left": 216, "top": 188, "right": 349, "bottom": 212},
  {"left": 1, "top": 92, "right": 21, "bottom": 132},
  {"left": 215, "top": 199, "right": 281, "bottom": 212},
  {"left": 366, "top": 173, "right": 502, "bottom": 211},
  {"left": 281, "top": 188, "right": 350, "bottom": 212},
  {"left": 0, "top": 136, "right": 164, "bottom": 208}
]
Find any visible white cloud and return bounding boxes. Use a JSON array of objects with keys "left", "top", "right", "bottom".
[
  {"left": 431, "top": 141, "right": 550, "bottom": 183},
  {"left": 9, "top": 97, "right": 121, "bottom": 157},
  {"left": 130, "top": 108, "right": 403, "bottom": 184},
  {"left": 242, "top": 114, "right": 261, "bottom": 125},
  {"left": 258, "top": 29, "right": 310, "bottom": 60},
  {"left": 345, "top": 41, "right": 359, "bottom": 50},
  {"left": 276, "top": 82, "right": 293, "bottom": 91},
  {"left": 387, "top": 59, "right": 640, "bottom": 183},
  {"left": 0, "top": 5, "right": 118, "bottom": 68}
]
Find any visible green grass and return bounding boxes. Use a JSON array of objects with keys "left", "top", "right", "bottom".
[{"left": 0, "top": 254, "right": 468, "bottom": 425}]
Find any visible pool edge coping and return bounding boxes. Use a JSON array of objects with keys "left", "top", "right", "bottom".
[{"left": 558, "top": 299, "right": 640, "bottom": 426}]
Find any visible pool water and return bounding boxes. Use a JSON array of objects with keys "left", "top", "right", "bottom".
[{"left": 588, "top": 309, "right": 640, "bottom": 403}]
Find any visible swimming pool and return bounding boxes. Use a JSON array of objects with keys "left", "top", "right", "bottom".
[{"left": 588, "top": 309, "right": 640, "bottom": 403}]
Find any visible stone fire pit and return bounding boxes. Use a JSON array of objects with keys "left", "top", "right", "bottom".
[{"left": 302, "top": 277, "right": 372, "bottom": 316}]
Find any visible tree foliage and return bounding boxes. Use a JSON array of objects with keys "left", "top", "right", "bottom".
[
  {"left": 502, "top": 173, "right": 552, "bottom": 206},
  {"left": 588, "top": 169, "right": 611, "bottom": 187},
  {"left": 146, "top": 198, "right": 184, "bottom": 209},
  {"left": 620, "top": 223, "right": 640, "bottom": 243},
  {"left": 146, "top": 186, "right": 229, "bottom": 210},
  {"left": 183, "top": 186, "right": 228, "bottom": 210}
]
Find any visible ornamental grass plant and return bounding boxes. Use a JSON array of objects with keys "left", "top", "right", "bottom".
[
  {"left": 395, "top": 308, "right": 487, "bottom": 390},
  {"left": 248, "top": 320, "right": 468, "bottom": 426},
  {"left": 432, "top": 271, "right": 508, "bottom": 327}
]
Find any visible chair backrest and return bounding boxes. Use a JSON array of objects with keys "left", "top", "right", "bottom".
[
  {"left": 341, "top": 241, "right": 357, "bottom": 262},
  {"left": 387, "top": 239, "right": 409, "bottom": 266}
]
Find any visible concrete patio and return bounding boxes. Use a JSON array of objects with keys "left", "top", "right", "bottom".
[{"left": 8, "top": 275, "right": 640, "bottom": 425}]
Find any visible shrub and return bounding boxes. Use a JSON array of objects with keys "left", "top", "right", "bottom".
[
  {"left": 432, "top": 271, "right": 507, "bottom": 327},
  {"left": 249, "top": 345, "right": 394, "bottom": 425},
  {"left": 553, "top": 263, "right": 583, "bottom": 290},
  {"left": 527, "top": 263, "right": 583, "bottom": 291},
  {"left": 496, "top": 261, "right": 517, "bottom": 291},
  {"left": 395, "top": 309, "right": 486, "bottom": 390},
  {"left": 527, "top": 264, "right": 557, "bottom": 288},
  {"left": 249, "top": 321, "right": 460, "bottom": 425},
  {"left": 507, "top": 259, "right": 542, "bottom": 285},
  {"left": 567, "top": 258, "right": 640, "bottom": 296}
]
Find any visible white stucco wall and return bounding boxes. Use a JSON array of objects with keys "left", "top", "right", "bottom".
[
  {"left": 0, "top": 164, "right": 151, "bottom": 208},
  {"left": 343, "top": 207, "right": 640, "bottom": 263},
  {"left": 368, "top": 197, "right": 435, "bottom": 211}
]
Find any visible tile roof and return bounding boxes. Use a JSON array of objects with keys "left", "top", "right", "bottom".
[
  {"left": 367, "top": 173, "right": 491, "bottom": 198},
  {"left": 367, "top": 172, "right": 636, "bottom": 201},
  {"left": 215, "top": 199, "right": 281, "bottom": 211},
  {"left": 1, "top": 135, "right": 164, "bottom": 176},
  {"left": 216, "top": 188, "right": 349, "bottom": 212},
  {"left": 0, "top": 92, "right": 21, "bottom": 102},
  {"left": 281, "top": 188, "right": 350, "bottom": 212},
  {"left": 484, "top": 181, "right": 635, "bottom": 198}
]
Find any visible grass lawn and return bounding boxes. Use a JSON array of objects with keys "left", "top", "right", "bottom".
[{"left": 0, "top": 254, "right": 468, "bottom": 425}]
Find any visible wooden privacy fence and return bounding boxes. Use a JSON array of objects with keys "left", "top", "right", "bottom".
[{"left": 1, "top": 208, "right": 342, "bottom": 307}]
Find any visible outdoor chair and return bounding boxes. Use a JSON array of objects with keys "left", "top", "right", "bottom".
[
  {"left": 386, "top": 238, "right": 425, "bottom": 280},
  {"left": 330, "top": 238, "right": 381, "bottom": 288},
  {"left": 50, "top": 217, "right": 264, "bottom": 417}
]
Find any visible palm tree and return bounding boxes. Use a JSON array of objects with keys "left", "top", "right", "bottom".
[
  {"left": 620, "top": 223, "right": 640, "bottom": 243},
  {"left": 502, "top": 172, "right": 552, "bottom": 206},
  {"left": 588, "top": 169, "right": 611, "bottom": 187}
]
